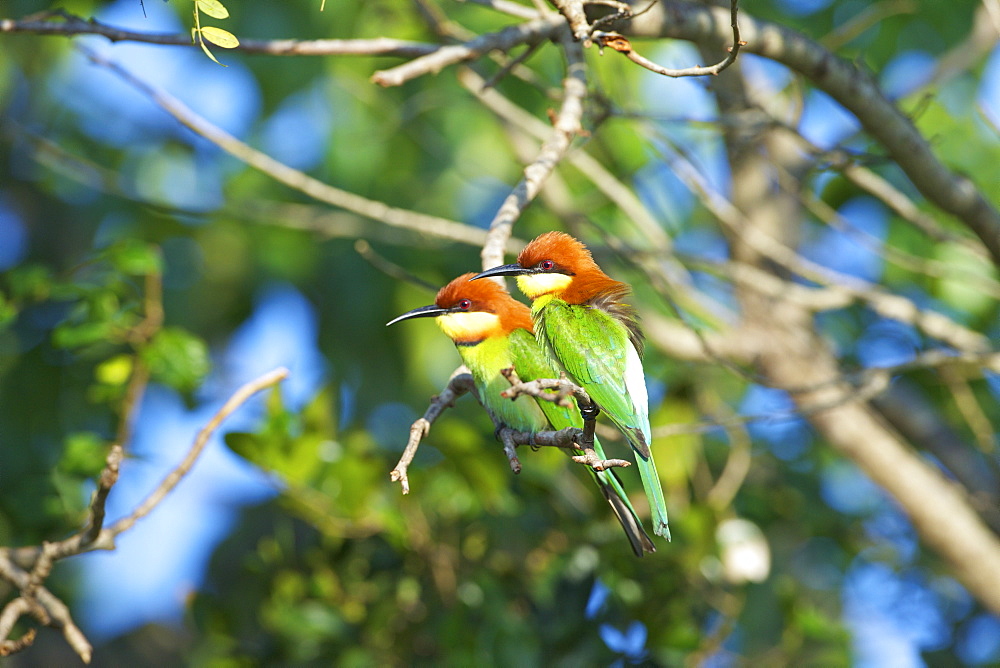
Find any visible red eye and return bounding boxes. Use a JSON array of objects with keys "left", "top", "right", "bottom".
[
  {"left": 458, "top": 299, "right": 472, "bottom": 311},
  {"left": 540, "top": 259, "right": 555, "bottom": 270}
]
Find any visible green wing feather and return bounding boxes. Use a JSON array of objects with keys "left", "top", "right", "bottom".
[
  {"left": 534, "top": 300, "right": 648, "bottom": 456},
  {"left": 508, "top": 328, "right": 654, "bottom": 555},
  {"left": 533, "top": 299, "right": 671, "bottom": 540}
]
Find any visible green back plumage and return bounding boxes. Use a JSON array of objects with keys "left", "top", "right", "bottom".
[
  {"left": 532, "top": 296, "right": 669, "bottom": 540},
  {"left": 508, "top": 328, "right": 654, "bottom": 555},
  {"left": 532, "top": 298, "right": 650, "bottom": 456}
]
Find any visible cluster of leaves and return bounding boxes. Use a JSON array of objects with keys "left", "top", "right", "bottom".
[
  {"left": 190, "top": 0, "right": 239, "bottom": 65},
  {"left": 0, "top": 241, "right": 208, "bottom": 543}
]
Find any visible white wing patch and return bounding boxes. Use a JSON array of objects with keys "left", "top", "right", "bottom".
[{"left": 623, "top": 340, "right": 651, "bottom": 438}]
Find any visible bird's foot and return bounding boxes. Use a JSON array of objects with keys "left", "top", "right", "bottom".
[
  {"left": 572, "top": 447, "right": 630, "bottom": 472},
  {"left": 579, "top": 403, "right": 600, "bottom": 421}
]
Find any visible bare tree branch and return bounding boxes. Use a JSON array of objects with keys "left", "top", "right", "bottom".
[
  {"left": 371, "top": 16, "right": 563, "bottom": 87},
  {"left": 708, "top": 51, "right": 1000, "bottom": 614},
  {"left": 106, "top": 367, "right": 290, "bottom": 540},
  {"left": 392, "top": 365, "right": 629, "bottom": 494},
  {"left": 0, "top": 10, "right": 438, "bottom": 56},
  {"left": 0, "top": 368, "right": 288, "bottom": 662},
  {"left": 659, "top": 141, "right": 993, "bottom": 353},
  {"left": 627, "top": 1, "right": 1000, "bottom": 266},
  {"left": 391, "top": 369, "right": 476, "bottom": 494},
  {"left": 480, "top": 29, "right": 587, "bottom": 272},
  {"left": 78, "top": 45, "right": 493, "bottom": 250},
  {"left": 592, "top": 0, "right": 744, "bottom": 77}
]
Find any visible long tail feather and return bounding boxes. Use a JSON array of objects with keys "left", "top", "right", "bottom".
[
  {"left": 597, "top": 475, "right": 655, "bottom": 556},
  {"left": 631, "top": 433, "right": 671, "bottom": 540},
  {"left": 591, "top": 436, "right": 655, "bottom": 555}
]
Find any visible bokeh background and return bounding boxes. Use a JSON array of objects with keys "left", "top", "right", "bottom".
[{"left": 2, "top": 0, "right": 1000, "bottom": 665}]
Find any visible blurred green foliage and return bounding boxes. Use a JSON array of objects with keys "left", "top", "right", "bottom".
[{"left": 1, "top": 0, "right": 998, "bottom": 665}]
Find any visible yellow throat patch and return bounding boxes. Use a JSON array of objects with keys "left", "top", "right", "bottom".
[
  {"left": 436, "top": 311, "right": 501, "bottom": 341},
  {"left": 516, "top": 273, "right": 572, "bottom": 300}
]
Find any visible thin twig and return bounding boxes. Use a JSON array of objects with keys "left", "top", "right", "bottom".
[
  {"left": 78, "top": 45, "right": 488, "bottom": 250},
  {"left": 480, "top": 29, "right": 587, "bottom": 273},
  {"left": 481, "top": 41, "right": 544, "bottom": 89},
  {"left": 0, "top": 559, "right": 92, "bottom": 663},
  {"left": 457, "top": 67, "right": 674, "bottom": 252},
  {"left": 391, "top": 369, "right": 476, "bottom": 494},
  {"left": 108, "top": 367, "right": 289, "bottom": 538},
  {"left": 940, "top": 364, "right": 997, "bottom": 455},
  {"left": 0, "top": 10, "right": 438, "bottom": 56},
  {"left": 657, "top": 140, "right": 992, "bottom": 353},
  {"left": 80, "top": 445, "right": 124, "bottom": 547},
  {"left": 593, "top": 0, "right": 743, "bottom": 77},
  {"left": 701, "top": 388, "right": 752, "bottom": 511},
  {"left": 649, "top": 348, "right": 1000, "bottom": 439},
  {"left": 500, "top": 375, "right": 590, "bottom": 409},
  {"left": 371, "top": 16, "right": 562, "bottom": 87},
  {"left": 500, "top": 373, "right": 630, "bottom": 470},
  {"left": 461, "top": 0, "right": 544, "bottom": 20},
  {"left": 354, "top": 240, "right": 440, "bottom": 293}
]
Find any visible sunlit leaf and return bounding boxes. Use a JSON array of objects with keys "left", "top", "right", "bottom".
[
  {"left": 196, "top": 0, "right": 230, "bottom": 20},
  {"left": 104, "top": 240, "right": 161, "bottom": 277},
  {"left": 200, "top": 26, "right": 240, "bottom": 49},
  {"left": 140, "top": 327, "right": 210, "bottom": 392},
  {"left": 95, "top": 354, "right": 134, "bottom": 386},
  {"left": 198, "top": 36, "right": 224, "bottom": 66}
]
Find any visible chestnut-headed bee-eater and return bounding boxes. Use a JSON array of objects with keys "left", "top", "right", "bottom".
[
  {"left": 388, "top": 273, "right": 655, "bottom": 555},
  {"left": 472, "top": 233, "right": 670, "bottom": 541}
]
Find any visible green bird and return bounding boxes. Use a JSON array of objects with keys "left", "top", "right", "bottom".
[
  {"left": 472, "top": 232, "right": 671, "bottom": 541},
  {"left": 388, "top": 273, "right": 655, "bottom": 556}
]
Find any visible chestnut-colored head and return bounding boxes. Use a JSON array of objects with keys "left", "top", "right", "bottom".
[
  {"left": 387, "top": 273, "right": 532, "bottom": 342},
  {"left": 516, "top": 231, "right": 597, "bottom": 277},
  {"left": 509, "top": 232, "right": 629, "bottom": 304}
]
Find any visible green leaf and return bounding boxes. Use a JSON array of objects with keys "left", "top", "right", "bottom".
[
  {"left": 104, "top": 240, "right": 162, "bottom": 277},
  {"left": 53, "top": 320, "right": 115, "bottom": 349},
  {"left": 141, "top": 327, "right": 210, "bottom": 392},
  {"left": 196, "top": 0, "right": 230, "bottom": 20},
  {"left": 197, "top": 36, "right": 224, "bottom": 67},
  {"left": 0, "top": 292, "right": 17, "bottom": 331},
  {"left": 200, "top": 27, "right": 240, "bottom": 49},
  {"left": 6, "top": 265, "right": 54, "bottom": 301},
  {"left": 95, "top": 354, "right": 134, "bottom": 386},
  {"left": 225, "top": 431, "right": 263, "bottom": 463},
  {"left": 60, "top": 432, "right": 108, "bottom": 478}
]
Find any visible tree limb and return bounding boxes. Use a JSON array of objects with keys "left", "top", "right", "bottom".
[
  {"left": 0, "top": 368, "right": 289, "bottom": 662},
  {"left": 371, "top": 16, "right": 563, "bottom": 87},
  {"left": 627, "top": 1, "right": 1000, "bottom": 266},
  {"left": 78, "top": 45, "right": 498, "bottom": 251},
  {"left": 0, "top": 10, "right": 438, "bottom": 57},
  {"left": 480, "top": 29, "right": 587, "bottom": 272},
  {"left": 391, "top": 369, "right": 476, "bottom": 494}
]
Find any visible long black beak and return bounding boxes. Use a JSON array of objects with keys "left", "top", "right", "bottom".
[
  {"left": 469, "top": 263, "right": 529, "bottom": 280},
  {"left": 386, "top": 304, "right": 449, "bottom": 326}
]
